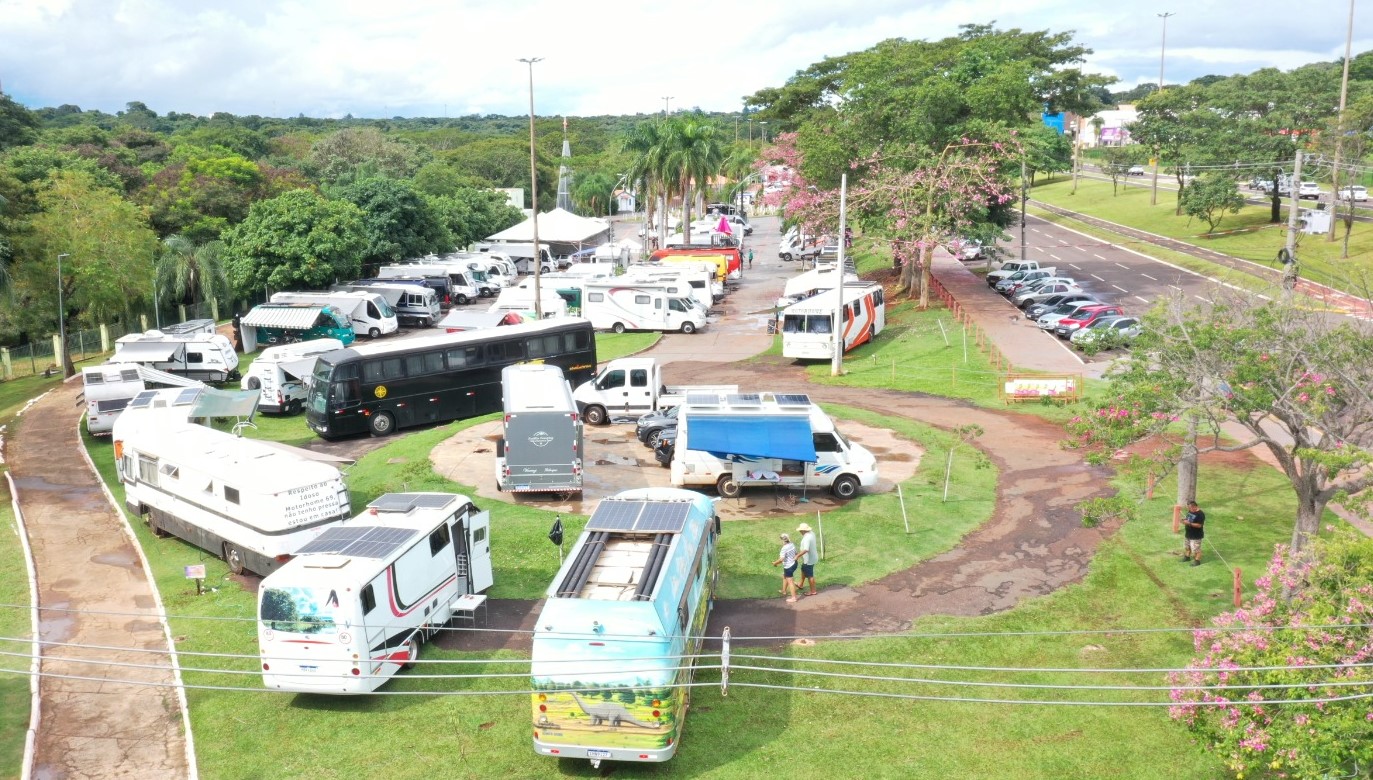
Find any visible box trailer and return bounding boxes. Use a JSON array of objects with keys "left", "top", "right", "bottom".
[
  {"left": 240, "top": 338, "right": 346, "bottom": 415},
  {"left": 257, "top": 492, "right": 491, "bottom": 694},
  {"left": 580, "top": 280, "right": 706, "bottom": 334},
  {"left": 495, "top": 364, "right": 582, "bottom": 494},
  {"left": 268, "top": 291, "right": 398, "bottom": 339},
  {"left": 670, "top": 391, "right": 879, "bottom": 499},
  {"left": 114, "top": 406, "right": 353, "bottom": 576}
]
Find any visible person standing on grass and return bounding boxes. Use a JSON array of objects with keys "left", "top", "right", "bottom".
[
  {"left": 1182, "top": 500, "right": 1206, "bottom": 566},
  {"left": 773, "top": 533, "right": 798, "bottom": 602},
  {"left": 795, "top": 522, "right": 818, "bottom": 595}
]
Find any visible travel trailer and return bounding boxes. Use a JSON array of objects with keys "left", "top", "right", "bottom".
[
  {"left": 240, "top": 303, "right": 355, "bottom": 352},
  {"left": 81, "top": 363, "right": 202, "bottom": 435},
  {"left": 239, "top": 338, "right": 346, "bottom": 415},
  {"left": 257, "top": 492, "right": 492, "bottom": 694},
  {"left": 495, "top": 364, "right": 583, "bottom": 494},
  {"left": 112, "top": 329, "right": 240, "bottom": 382}
]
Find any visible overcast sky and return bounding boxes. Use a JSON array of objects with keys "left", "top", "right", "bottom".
[{"left": 3, "top": 0, "right": 1369, "bottom": 120}]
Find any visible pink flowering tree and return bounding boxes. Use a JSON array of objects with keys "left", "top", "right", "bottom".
[
  {"left": 756, "top": 132, "right": 840, "bottom": 242},
  {"left": 847, "top": 138, "right": 1020, "bottom": 307},
  {"left": 1169, "top": 528, "right": 1373, "bottom": 778},
  {"left": 1064, "top": 288, "right": 1373, "bottom": 555}
]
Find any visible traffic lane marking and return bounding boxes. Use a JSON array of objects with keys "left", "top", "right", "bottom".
[{"left": 1136, "top": 296, "right": 1150, "bottom": 304}]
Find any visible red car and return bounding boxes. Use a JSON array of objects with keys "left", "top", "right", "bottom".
[{"left": 1054, "top": 305, "right": 1124, "bottom": 339}]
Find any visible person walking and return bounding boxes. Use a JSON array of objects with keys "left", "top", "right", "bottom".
[
  {"left": 747, "top": 248, "right": 754, "bottom": 268},
  {"left": 795, "top": 522, "right": 818, "bottom": 596},
  {"left": 1182, "top": 500, "right": 1206, "bottom": 566},
  {"left": 772, "top": 533, "right": 799, "bottom": 602}
]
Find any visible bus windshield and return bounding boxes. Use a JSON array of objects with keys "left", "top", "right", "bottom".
[
  {"left": 307, "top": 360, "right": 336, "bottom": 415},
  {"left": 782, "top": 314, "right": 831, "bottom": 334},
  {"left": 259, "top": 586, "right": 340, "bottom": 635}
]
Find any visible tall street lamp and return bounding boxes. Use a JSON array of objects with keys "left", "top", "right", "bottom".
[
  {"left": 759, "top": 121, "right": 769, "bottom": 142},
  {"left": 56, "top": 253, "right": 69, "bottom": 377},
  {"left": 520, "top": 57, "right": 544, "bottom": 319},
  {"left": 1151, "top": 11, "right": 1175, "bottom": 207},
  {"left": 662, "top": 96, "right": 673, "bottom": 116}
]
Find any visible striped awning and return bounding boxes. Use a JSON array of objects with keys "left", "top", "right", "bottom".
[{"left": 241, "top": 305, "right": 324, "bottom": 330}]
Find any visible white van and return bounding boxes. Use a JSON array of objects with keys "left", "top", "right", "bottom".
[{"left": 240, "top": 338, "right": 345, "bottom": 415}]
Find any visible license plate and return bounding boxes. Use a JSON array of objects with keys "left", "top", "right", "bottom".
[
  {"left": 587, "top": 749, "right": 612, "bottom": 759},
  {"left": 298, "top": 665, "right": 318, "bottom": 671}
]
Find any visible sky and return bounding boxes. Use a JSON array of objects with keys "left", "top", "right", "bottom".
[{"left": 2, "top": 0, "right": 1370, "bottom": 120}]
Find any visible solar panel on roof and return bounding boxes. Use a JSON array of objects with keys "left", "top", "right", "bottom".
[
  {"left": 585, "top": 499, "right": 691, "bottom": 534},
  {"left": 175, "top": 387, "right": 202, "bottom": 405},
  {"left": 296, "top": 526, "right": 371, "bottom": 556},
  {"left": 295, "top": 525, "right": 417, "bottom": 559},
  {"left": 685, "top": 393, "right": 722, "bottom": 406},
  {"left": 120, "top": 368, "right": 140, "bottom": 381},
  {"left": 774, "top": 393, "right": 812, "bottom": 407},
  {"left": 127, "top": 390, "right": 159, "bottom": 409},
  {"left": 585, "top": 500, "right": 647, "bottom": 532},
  {"left": 727, "top": 393, "right": 761, "bottom": 406},
  {"left": 411, "top": 494, "right": 460, "bottom": 510},
  {"left": 368, "top": 493, "right": 421, "bottom": 513},
  {"left": 634, "top": 501, "right": 692, "bottom": 533}
]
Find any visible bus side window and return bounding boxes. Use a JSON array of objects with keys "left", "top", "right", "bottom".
[
  {"left": 361, "top": 584, "right": 376, "bottom": 615},
  {"left": 504, "top": 340, "right": 525, "bottom": 360},
  {"left": 429, "top": 523, "right": 452, "bottom": 555},
  {"left": 404, "top": 355, "right": 425, "bottom": 376},
  {"left": 382, "top": 358, "right": 404, "bottom": 380},
  {"left": 363, "top": 361, "right": 384, "bottom": 383},
  {"left": 424, "top": 352, "right": 444, "bottom": 374},
  {"left": 486, "top": 342, "right": 505, "bottom": 362},
  {"left": 568, "top": 331, "right": 589, "bottom": 350}
]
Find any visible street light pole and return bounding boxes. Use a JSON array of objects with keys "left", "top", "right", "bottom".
[
  {"left": 759, "top": 121, "right": 768, "bottom": 142},
  {"left": 1151, "top": 12, "right": 1174, "bottom": 207},
  {"left": 832, "top": 174, "right": 848, "bottom": 377},
  {"left": 56, "top": 253, "right": 69, "bottom": 377},
  {"left": 1328, "top": 0, "right": 1355, "bottom": 244},
  {"left": 520, "top": 57, "right": 544, "bottom": 318},
  {"left": 662, "top": 96, "right": 673, "bottom": 116}
]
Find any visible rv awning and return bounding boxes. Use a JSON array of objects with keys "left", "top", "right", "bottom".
[
  {"left": 190, "top": 388, "right": 260, "bottom": 419},
  {"left": 686, "top": 415, "right": 817, "bottom": 462},
  {"left": 116, "top": 341, "right": 180, "bottom": 362},
  {"left": 241, "top": 306, "right": 323, "bottom": 329},
  {"left": 278, "top": 357, "right": 321, "bottom": 382}
]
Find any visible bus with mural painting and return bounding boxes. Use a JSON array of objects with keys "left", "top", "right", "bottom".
[
  {"left": 779, "top": 282, "right": 885, "bottom": 360},
  {"left": 530, "top": 487, "right": 721, "bottom": 767}
]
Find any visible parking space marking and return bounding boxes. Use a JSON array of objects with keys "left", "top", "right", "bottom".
[
  {"left": 1049, "top": 253, "right": 1061, "bottom": 261},
  {"left": 1194, "top": 294, "right": 1212, "bottom": 303},
  {"left": 1048, "top": 331, "right": 1087, "bottom": 365},
  {"left": 1169, "top": 284, "right": 1182, "bottom": 291},
  {"left": 1140, "top": 273, "right": 1157, "bottom": 281},
  {"left": 1092, "top": 254, "right": 1107, "bottom": 260},
  {"left": 1069, "top": 263, "right": 1081, "bottom": 270},
  {"left": 1031, "top": 228, "right": 1042, "bottom": 234},
  {"left": 1114, "top": 263, "right": 1130, "bottom": 270},
  {"left": 1136, "top": 296, "right": 1150, "bottom": 304},
  {"left": 1074, "top": 246, "right": 1088, "bottom": 252},
  {"left": 1113, "top": 285, "right": 1129, "bottom": 292},
  {"left": 1091, "top": 274, "right": 1106, "bottom": 281}
]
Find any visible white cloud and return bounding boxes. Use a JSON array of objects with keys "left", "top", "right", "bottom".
[{"left": 0, "top": 0, "right": 1367, "bottom": 117}]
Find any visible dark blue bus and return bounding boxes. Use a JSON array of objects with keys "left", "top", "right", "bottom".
[{"left": 305, "top": 319, "right": 597, "bottom": 438}]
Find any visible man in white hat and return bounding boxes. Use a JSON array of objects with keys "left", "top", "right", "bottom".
[{"left": 795, "top": 523, "right": 818, "bottom": 596}]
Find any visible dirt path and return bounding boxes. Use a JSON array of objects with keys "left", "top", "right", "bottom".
[{"left": 8, "top": 379, "right": 189, "bottom": 779}]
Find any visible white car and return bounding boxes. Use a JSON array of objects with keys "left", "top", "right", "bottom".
[
  {"left": 1126, "top": 164, "right": 1145, "bottom": 176},
  {"left": 1298, "top": 182, "right": 1324, "bottom": 200},
  {"left": 1339, "top": 185, "right": 1368, "bottom": 202}
]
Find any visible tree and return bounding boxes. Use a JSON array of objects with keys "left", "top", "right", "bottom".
[
  {"left": 1064, "top": 289, "right": 1373, "bottom": 555},
  {"left": 572, "top": 171, "right": 615, "bottom": 216},
  {"left": 222, "top": 189, "right": 367, "bottom": 295},
  {"left": 10, "top": 170, "right": 159, "bottom": 376},
  {"left": 156, "top": 235, "right": 229, "bottom": 307},
  {"left": 663, "top": 118, "right": 725, "bottom": 244},
  {"left": 142, "top": 146, "right": 269, "bottom": 241},
  {"left": 1169, "top": 528, "right": 1373, "bottom": 778},
  {"left": 308, "top": 127, "right": 429, "bottom": 186},
  {"left": 1100, "top": 145, "right": 1146, "bottom": 196},
  {"left": 1019, "top": 123, "right": 1073, "bottom": 185},
  {"left": 1178, "top": 174, "right": 1246, "bottom": 233},
  {"left": 333, "top": 178, "right": 452, "bottom": 270},
  {"left": 428, "top": 187, "right": 523, "bottom": 249},
  {"left": 0, "top": 94, "right": 40, "bottom": 151},
  {"left": 622, "top": 119, "right": 675, "bottom": 246}
]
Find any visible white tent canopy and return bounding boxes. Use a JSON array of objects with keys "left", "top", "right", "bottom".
[{"left": 485, "top": 208, "right": 609, "bottom": 245}]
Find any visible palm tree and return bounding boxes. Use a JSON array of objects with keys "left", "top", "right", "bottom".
[
  {"left": 622, "top": 120, "right": 675, "bottom": 246},
  {"left": 157, "top": 234, "right": 229, "bottom": 310},
  {"left": 664, "top": 119, "right": 725, "bottom": 245},
  {"left": 572, "top": 171, "right": 615, "bottom": 216}
]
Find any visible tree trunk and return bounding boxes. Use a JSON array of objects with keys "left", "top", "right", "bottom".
[
  {"left": 1289, "top": 486, "right": 1324, "bottom": 556},
  {"left": 1269, "top": 190, "right": 1281, "bottom": 224},
  {"left": 682, "top": 184, "right": 692, "bottom": 246},
  {"left": 918, "top": 244, "right": 932, "bottom": 310},
  {"left": 1176, "top": 414, "right": 1199, "bottom": 507}
]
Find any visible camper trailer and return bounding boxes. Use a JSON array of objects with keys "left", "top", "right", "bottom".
[
  {"left": 113, "top": 329, "right": 241, "bottom": 382},
  {"left": 579, "top": 280, "right": 706, "bottom": 334},
  {"left": 257, "top": 492, "right": 492, "bottom": 694},
  {"left": 488, "top": 285, "right": 570, "bottom": 319},
  {"left": 82, "top": 363, "right": 202, "bottom": 435},
  {"left": 240, "top": 338, "right": 345, "bottom": 415},
  {"left": 268, "top": 291, "right": 398, "bottom": 339},
  {"left": 114, "top": 406, "right": 352, "bottom": 576},
  {"left": 495, "top": 364, "right": 583, "bottom": 494},
  {"left": 670, "top": 391, "right": 879, "bottom": 499}
]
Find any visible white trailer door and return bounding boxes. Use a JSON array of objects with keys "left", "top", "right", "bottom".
[{"left": 467, "top": 510, "right": 493, "bottom": 594}]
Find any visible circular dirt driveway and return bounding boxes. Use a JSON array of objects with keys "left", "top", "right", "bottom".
[{"left": 430, "top": 418, "right": 921, "bottom": 520}]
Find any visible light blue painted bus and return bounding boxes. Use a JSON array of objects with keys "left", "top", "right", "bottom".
[{"left": 531, "top": 488, "right": 721, "bottom": 767}]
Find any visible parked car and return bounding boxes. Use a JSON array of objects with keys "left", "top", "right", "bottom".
[
  {"left": 653, "top": 427, "right": 676, "bottom": 467},
  {"left": 1298, "top": 182, "right": 1324, "bottom": 200},
  {"left": 952, "top": 239, "right": 985, "bottom": 260},
  {"left": 1037, "top": 301, "right": 1107, "bottom": 330},
  {"left": 995, "top": 268, "right": 1056, "bottom": 294},
  {"left": 1054, "top": 305, "right": 1126, "bottom": 339},
  {"left": 1025, "top": 293, "right": 1095, "bottom": 319},
  {"left": 1070, "top": 315, "right": 1142, "bottom": 349},
  {"left": 635, "top": 405, "right": 680, "bottom": 449},
  {"left": 1250, "top": 178, "right": 1275, "bottom": 192},
  {"left": 1339, "top": 185, "right": 1369, "bottom": 202},
  {"left": 1014, "top": 282, "right": 1082, "bottom": 308}
]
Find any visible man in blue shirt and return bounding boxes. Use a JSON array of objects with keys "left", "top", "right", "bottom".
[{"left": 1182, "top": 501, "right": 1205, "bottom": 567}]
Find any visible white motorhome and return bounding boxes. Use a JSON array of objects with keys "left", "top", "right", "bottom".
[
  {"left": 381, "top": 263, "right": 491, "bottom": 303},
  {"left": 496, "top": 364, "right": 583, "bottom": 493},
  {"left": 113, "top": 329, "right": 240, "bottom": 382},
  {"left": 240, "top": 338, "right": 345, "bottom": 415},
  {"left": 580, "top": 279, "right": 706, "bottom": 334},
  {"left": 82, "top": 363, "right": 202, "bottom": 435},
  {"left": 347, "top": 282, "right": 441, "bottom": 327},
  {"left": 268, "top": 291, "right": 398, "bottom": 339},
  {"left": 621, "top": 266, "right": 714, "bottom": 312},
  {"left": 775, "top": 265, "right": 860, "bottom": 309},
  {"left": 670, "top": 391, "right": 879, "bottom": 499},
  {"left": 634, "top": 259, "right": 724, "bottom": 302},
  {"left": 571, "top": 356, "right": 736, "bottom": 425},
  {"left": 779, "top": 282, "right": 886, "bottom": 360},
  {"left": 257, "top": 492, "right": 492, "bottom": 694},
  {"left": 443, "top": 253, "right": 513, "bottom": 289},
  {"left": 114, "top": 405, "right": 352, "bottom": 576},
  {"left": 481, "top": 243, "right": 555, "bottom": 275}
]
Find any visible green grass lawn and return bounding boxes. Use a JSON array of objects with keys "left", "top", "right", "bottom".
[
  {"left": 1032, "top": 177, "right": 1373, "bottom": 297},
  {"left": 0, "top": 498, "right": 31, "bottom": 780}
]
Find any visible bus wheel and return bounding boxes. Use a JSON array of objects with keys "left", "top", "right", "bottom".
[
  {"left": 583, "top": 405, "right": 608, "bottom": 426},
  {"left": 148, "top": 512, "right": 168, "bottom": 538},
  {"left": 223, "top": 543, "right": 247, "bottom": 575},
  {"left": 832, "top": 474, "right": 860, "bottom": 499},
  {"left": 368, "top": 327, "right": 381, "bottom": 339},
  {"left": 681, "top": 321, "right": 697, "bottom": 334},
  {"left": 369, "top": 411, "right": 396, "bottom": 436},
  {"left": 612, "top": 322, "right": 627, "bottom": 334},
  {"left": 716, "top": 474, "right": 741, "bottom": 499}
]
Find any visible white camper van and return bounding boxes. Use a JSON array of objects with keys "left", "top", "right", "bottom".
[
  {"left": 268, "top": 291, "right": 398, "bottom": 339},
  {"left": 670, "top": 391, "right": 879, "bottom": 499},
  {"left": 114, "top": 411, "right": 352, "bottom": 576},
  {"left": 495, "top": 364, "right": 583, "bottom": 493},
  {"left": 240, "top": 338, "right": 345, "bottom": 415},
  {"left": 113, "top": 329, "right": 240, "bottom": 382},
  {"left": 621, "top": 266, "right": 713, "bottom": 312},
  {"left": 347, "top": 282, "right": 441, "bottom": 327},
  {"left": 257, "top": 492, "right": 492, "bottom": 694},
  {"left": 580, "top": 280, "right": 706, "bottom": 334}
]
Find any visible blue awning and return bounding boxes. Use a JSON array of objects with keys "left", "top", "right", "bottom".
[{"left": 686, "top": 415, "right": 816, "bottom": 462}]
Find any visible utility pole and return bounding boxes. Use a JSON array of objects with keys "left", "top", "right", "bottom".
[
  {"left": 1019, "top": 158, "right": 1028, "bottom": 260},
  {"left": 1328, "top": 0, "right": 1355, "bottom": 243},
  {"left": 1151, "top": 12, "right": 1175, "bottom": 207},
  {"left": 1071, "top": 123, "right": 1082, "bottom": 195},
  {"left": 519, "top": 57, "right": 544, "bottom": 318},
  {"left": 832, "top": 174, "right": 847, "bottom": 377},
  {"left": 662, "top": 96, "right": 673, "bottom": 116},
  {"left": 1282, "top": 148, "right": 1304, "bottom": 299}
]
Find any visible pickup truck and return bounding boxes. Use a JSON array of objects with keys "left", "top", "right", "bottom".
[
  {"left": 571, "top": 356, "right": 738, "bottom": 425},
  {"left": 986, "top": 260, "right": 1044, "bottom": 287}
]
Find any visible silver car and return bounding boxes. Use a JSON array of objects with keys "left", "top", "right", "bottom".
[
  {"left": 1071, "top": 316, "right": 1142, "bottom": 349},
  {"left": 1013, "top": 281, "right": 1080, "bottom": 308}
]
